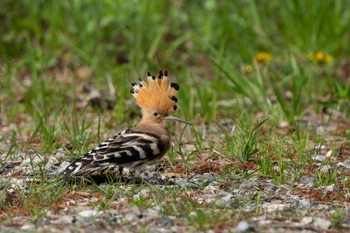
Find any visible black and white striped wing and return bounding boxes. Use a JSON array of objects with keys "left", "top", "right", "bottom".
[{"left": 62, "top": 129, "right": 165, "bottom": 177}]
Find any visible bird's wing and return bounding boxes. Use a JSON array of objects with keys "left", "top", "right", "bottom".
[{"left": 62, "top": 129, "right": 164, "bottom": 176}]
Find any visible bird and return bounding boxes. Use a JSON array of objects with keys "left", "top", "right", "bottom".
[{"left": 61, "top": 70, "right": 191, "bottom": 177}]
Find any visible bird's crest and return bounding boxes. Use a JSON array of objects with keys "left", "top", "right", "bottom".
[{"left": 131, "top": 70, "right": 179, "bottom": 115}]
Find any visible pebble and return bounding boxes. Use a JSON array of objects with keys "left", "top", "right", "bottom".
[
  {"left": 203, "top": 185, "right": 217, "bottom": 194},
  {"left": 219, "top": 190, "right": 231, "bottom": 197},
  {"left": 204, "top": 198, "right": 216, "bottom": 205},
  {"left": 157, "top": 216, "right": 174, "bottom": 227},
  {"left": 55, "top": 215, "right": 74, "bottom": 224},
  {"left": 319, "top": 165, "right": 332, "bottom": 173},
  {"left": 300, "top": 176, "right": 315, "bottom": 185},
  {"left": 337, "top": 159, "right": 350, "bottom": 170},
  {"left": 301, "top": 216, "right": 313, "bottom": 225},
  {"left": 312, "top": 217, "right": 331, "bottom": 229},
  {"left": 78, "top": 209, "right": 100, "bottom": 218},
  {"left": 323, "top": 184, "right": 335, "bottom": 194},
  {"left": 264, "top": 184, "right": 278, "bottom": 193},
  {"left": 313, "top": 155, "right": 325, "bottom": 161},
  {"left": 190, "top": 173, "right": 216, "bottom": 185},
  {"left": 262, "top": 203, "right": 289, "bottom": 212},
  {"left": 139, "top": 172, "right": 167, "bottom": 185},
  {"left": 20, "top": 224, "right": 35, "bottom": 230},
  {"left": 238, "top": 179, "right": 258, "bottom": 194},
  {"left": 343, "top": 159, "right": 350, "bottom": 168},
  {"left": 340, "top": 219, "right": 350, "bottom": 228},
  {"left": 298, "top": 199, "right": 311, "bottom": 210},
  {"left": 140, "top": 188, "right": 151, "bottom": 198},
  {"left": 284, "top": 195, "right": 300, "bottom": 208},
  {"left": 235, "top": 221, "right": 251, "bottom": 232},
  {"left": 213, "top": 196, "right": 234, "bottom": 208}
]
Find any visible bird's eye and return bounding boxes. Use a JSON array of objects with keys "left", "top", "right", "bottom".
[{"left": 153, "top": 112, "right": 159, "bottom": 116}]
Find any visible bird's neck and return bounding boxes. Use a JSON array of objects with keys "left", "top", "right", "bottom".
[{"left": 134, "top": 121, "right": 169, "bottom": 137}]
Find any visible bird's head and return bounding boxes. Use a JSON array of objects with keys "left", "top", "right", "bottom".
[{"left": 131, "top": 70, "right": 191, "bottom": 126}]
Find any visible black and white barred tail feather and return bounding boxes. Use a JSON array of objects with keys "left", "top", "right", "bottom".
[{"left": 62, "top": 129, "right": 167, "bottom": 177}]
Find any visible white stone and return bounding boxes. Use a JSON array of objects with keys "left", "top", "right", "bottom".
[
  {"left": 140, "top": 189, "right": 151, "bottom": 198},
  {"left": 262, "top": 203, "right": 289, "bottom": 212},
  {"left": 324, "top": 184, "right": 335, "bottom": 193},
  {"left": 20, "top": 224, "right": 34, "bottom": 230},
  {"left": 325, "top": 149, "right": 332, "bottom": 158},
  {"left": 313, "top": 217, "right": 331, "bottom": 229},
  {"left": 203, "top": 185, "right": 217, "bottom": 194},
  {"left": 235, "top": 221, "right": 250, "bottom": 232},
  {"left": 55, "top": 215, "right": 73, "bottom": 224},
  {"left": 78, "top": 209, "right": 99, "bottom": 218},
  {"left": 301, "top": 216, "right": 313, "bottom": 225},
  {"left": 319, "top": 165, "right": 332, "bottom": 173},
  {"left": 313, "top": 155, "right": 325, "bottom": 161}
]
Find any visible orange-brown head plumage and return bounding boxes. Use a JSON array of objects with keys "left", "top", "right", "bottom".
[{"left": 131, "top": 70, "right": 179, "bottom": 116}]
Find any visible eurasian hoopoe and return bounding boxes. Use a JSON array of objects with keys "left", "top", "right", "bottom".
[{"left": 61, "top": 70, "right": 190, "bottom": 177}]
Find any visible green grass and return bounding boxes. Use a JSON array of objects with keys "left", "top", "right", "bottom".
[{"left": 1, "top": 0, "right": 350, "bottom": 231}]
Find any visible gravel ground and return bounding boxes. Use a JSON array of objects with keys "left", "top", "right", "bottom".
[
  {"left": 1, "top": 153, "right": 350, "bottom": 233},
  {"left": 1, "top": 119, "right": 350, "bottom": 232}
]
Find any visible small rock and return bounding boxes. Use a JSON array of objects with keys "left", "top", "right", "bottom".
[
  {"left": 340, "top": 219, "right": 350, "bottom": 228},
  {"left": 298, "top": 199, "right": 311, "bottom": 210},
  {"left": 20, "top": 224, "right": 35, "bottom": 230},
  {"left": 235, "top": 221, "right": 252, "bottom": 232},
  {"left": 204, "top": 198, "right": 216, "bottom": 205},
  {"left": 55, "top": 215, "right": 74, "bottom": 224},
  {"left": 221, "top": 194, "right": 234, "bottom": 208},
  {"left": 313, "top": 155, "right": 325, "bottom": 161},
  {"left": 45, "top": 156, "right": 60, "bottom": 173},
  {"left": 207, "top": 181, "right": 220, "bottom": 186},
  {"left": 301, "top": 216, "right": 313, "bottom": 225},
  {"left": 66, "top": 200, "right": 76, "bottom": 206},
  {"left": 338, "top": 159, "right": 350, "bottom": 170},
  {"left": 196, "top": 197, "right": 204, "bottom": 205},
  {"left": 190, "top": 173, "right": 216, "bottom": 185},
  {"left": 312, "top": 217, "right": 331, "bottom": 229},
  {"left": 174, "top": 178, "right": 197, "bottom": 188},
  {"left": 181, "top": 144, "right": 197, "bottom": 154},
  {"left": 262, "top": 203, "right": 289, "bottom": 212},
  {"left": 284, "top": 195, "right": 300, "bottom": 208},
  {"left": 344, "top": 159, "right": 350, "bottom": 168},
  {"left": 264, "top": 184, "right": 278, "bottom": 194},
  {"left": 323, "top": 184, "right": 335, "bottom": 194},
  {"left": 238, "top": 179, "right": 258, "bottom": 194},
  {"left": 300, "top": 176, "right": 315, "bottom": 186},
  {"left": 319, "top": 165, "right": 332, "bottom": 173},
  {"left": 124, "top": 206, "right": 141, "bottom": 222},
  {"left": 279, "top": 121, "right": 289, "bottom": 128},
  {"left": 140, "top": 189, "right": 151, "bottom": 198},
  {"left": 157, "top": 216, "right": 174, "bottom": 227},
  {"left": 219, "top": 190, "right": 230, "bottom": 197},
  {"left": 78, "top": 209, "right": 99, "bottom": 218},
  {"left": 203, "top": 185, "right": 217, "bottom": 194}
]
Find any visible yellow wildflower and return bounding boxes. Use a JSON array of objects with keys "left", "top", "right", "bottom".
[
  {"left": 307, "top": 51, "right": 332, "bottom": 64},
  {"left": 255, "top": 52, "right": 272, "bottom": 63},
  {"left": 245, "top": 64, "right": 253, "bottom": 74}
]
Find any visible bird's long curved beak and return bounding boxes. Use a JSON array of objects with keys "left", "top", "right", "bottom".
[{"left": 164, "top": 116, "right": 192, "bottom": 125}]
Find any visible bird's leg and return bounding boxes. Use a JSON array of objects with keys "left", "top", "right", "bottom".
[{"left": 118, "top": 166, "right": 124, "bottom": 175}]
